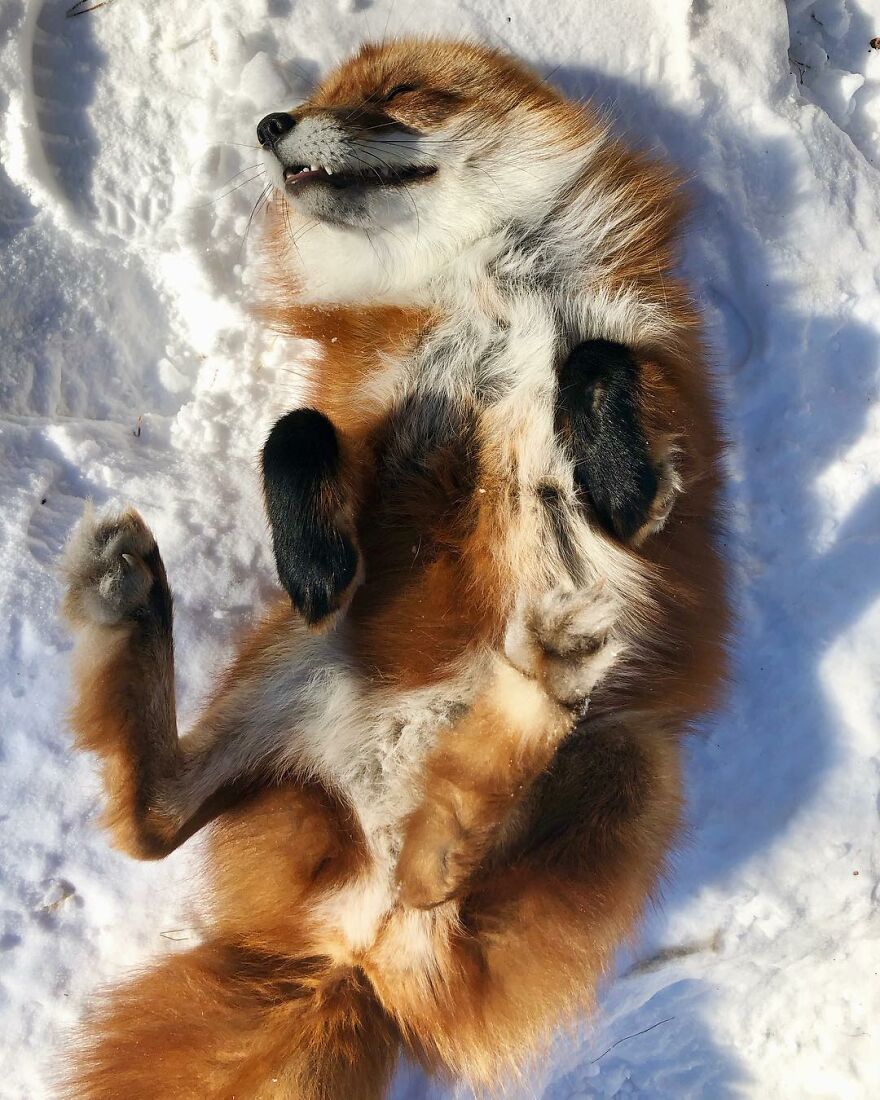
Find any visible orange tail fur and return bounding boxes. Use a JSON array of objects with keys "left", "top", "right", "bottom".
[{"left": 66, "top": 941, "right": 400, "bottom": 1100}]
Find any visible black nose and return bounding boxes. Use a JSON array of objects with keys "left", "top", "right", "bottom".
[{"left": 257, "top": 112, "right": 295, "bottom": 149}]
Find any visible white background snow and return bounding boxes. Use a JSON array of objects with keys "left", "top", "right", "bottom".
[{"left": 1, "top": 0, "right": 878, "bottom": 1096}]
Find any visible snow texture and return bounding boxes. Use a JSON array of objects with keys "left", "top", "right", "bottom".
[{"left": 1, "top": 0, "right": 879, "bottom": 1097}]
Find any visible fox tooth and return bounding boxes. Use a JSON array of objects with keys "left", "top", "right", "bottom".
[
  {"left": 309, "top": 165, "right": 319, "bottom": 172},
  {"left": 325, "top": 166, "right": 333, "bottom": 176}
]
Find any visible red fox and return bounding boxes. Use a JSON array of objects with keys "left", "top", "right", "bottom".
[{"left": 61, "top": 38, "right": 727, "bottom": 1099}]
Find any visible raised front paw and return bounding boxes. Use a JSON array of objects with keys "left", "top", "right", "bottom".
[
  {"left": 62, "top": 505, "right": 170, "bottom": 629},
  {"left": 556, "top": 339, "right": 681, "bottom": 544},
  {"left": 262, "top": 409, "right": 362, "bottom": 627},
  {"left": 503, "top": 582, "right": 624, "bottom": 708},
  {"left": 631, "top": 450, "right": 682, "bottom": 546},
  {"left": 274, "top": 524, "right": 361, "bottom": 627}
]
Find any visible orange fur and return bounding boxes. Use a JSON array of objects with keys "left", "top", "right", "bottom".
[{"left": 61, "top": 37, "right": 728, "bottom": 1099}]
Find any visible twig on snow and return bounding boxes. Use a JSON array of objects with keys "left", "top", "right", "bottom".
[
  {"left": 788, "top": 54, "right": 812, "bottom": 85},
  {"left": 67, "top": 0, "right": 120, "bottom": 17},
  {"left": 590, "top": 1016, "right": 676, "bottom": 1065}
]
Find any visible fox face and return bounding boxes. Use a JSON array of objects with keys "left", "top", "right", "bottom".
[{"left": 258, "top": 39, "right": 589, "bottom": 258}]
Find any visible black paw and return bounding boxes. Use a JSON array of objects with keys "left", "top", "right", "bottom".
[
  {"left": 556, "top": 339, "right": 658, "bottom": 543},
  {"left": 262, "top": 409, "right": 360, "bottom": 626}
]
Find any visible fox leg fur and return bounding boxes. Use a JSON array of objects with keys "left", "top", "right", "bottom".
[{"left": 62, "top": 506, "right": 306, "bottom": 858}]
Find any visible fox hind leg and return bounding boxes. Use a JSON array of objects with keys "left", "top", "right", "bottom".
[
  {"left": 62, "top": 506, "right": 291, "bottom": 858},
  {"left": 397, "top": 572, "right": 634, "bottom": 909},
  {"left": 395, "top": 659, "right": 572, "bottom": 909},
  {"left": 62, "top": 506, "right": 183, "bottom": 857}
]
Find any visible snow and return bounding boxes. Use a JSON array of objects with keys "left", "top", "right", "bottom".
[{"left": 1, "top": 0, "right": 878, "bottom": 1096}]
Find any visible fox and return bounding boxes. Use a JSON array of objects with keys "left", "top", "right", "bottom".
[{"left": 60, "top": 38, "right": 728, "bottom": 1100}]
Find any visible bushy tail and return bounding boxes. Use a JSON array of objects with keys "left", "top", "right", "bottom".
[{"left": 65, "top": 940, "right": 400, "bottom": 1100}]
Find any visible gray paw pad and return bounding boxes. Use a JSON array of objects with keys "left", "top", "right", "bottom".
[{"left": 62, "top": 506, "right": 158, "bottom": 626}]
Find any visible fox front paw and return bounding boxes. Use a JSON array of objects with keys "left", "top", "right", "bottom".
[
  {"left": 275, "top": 526, "right": 362, "bottom": 627},
  {"left": 557, "top": 340, "right": 683, "bottom": 545},
  {"left": 631, "top": 450, "right": 682, "bottom": 545},
  {"left": 262, "top": 409, "right": 363, "bottom": 628},
  {"left": 62, "top": 506, "right": 170, "bottom": 629},
  {"left": 504, "top": 582, "right": 624, "bottom": 707}
]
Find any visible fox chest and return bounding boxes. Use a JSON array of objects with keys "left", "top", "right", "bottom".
[{"left": 345, "top": 305, "right": 576, "bottom": 683}]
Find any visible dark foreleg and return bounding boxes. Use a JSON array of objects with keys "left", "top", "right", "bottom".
[
  {"left": 556, "top": 339, "right": 678, "bottom": 544},
  {"left": 261, "top": 409, "right": 362, "bottom": 627}
]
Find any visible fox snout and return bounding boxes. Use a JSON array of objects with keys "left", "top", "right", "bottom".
[
  {"left": 257, "top": 110, "right": 296, "bottom": 149},
  {"left": 257, "top": 105, "right": 403, "bottom": 151}
]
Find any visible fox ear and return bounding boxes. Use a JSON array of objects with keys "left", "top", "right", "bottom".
[{"left": 555, "top": 340, "right": 658, "bottom": 543}]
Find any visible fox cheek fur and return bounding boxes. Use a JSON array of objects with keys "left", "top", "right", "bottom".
[{"left": 61, "top": 37, "right": 727, "bottom": 1100}]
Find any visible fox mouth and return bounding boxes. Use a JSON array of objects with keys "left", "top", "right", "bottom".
[{"left": 283, "top": 163, "right": 437, "bottom": 190}]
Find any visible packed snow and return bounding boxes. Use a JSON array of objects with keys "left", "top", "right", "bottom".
[{"left": 1, "top": 0, "right": 878, "bottom": 1096}]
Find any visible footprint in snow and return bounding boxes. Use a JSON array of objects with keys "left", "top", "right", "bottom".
[{"left": 30, "top": 0, "right": 172, "bottom": 243}]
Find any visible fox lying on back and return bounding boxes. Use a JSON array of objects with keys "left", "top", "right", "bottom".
[{"left": 62, "top": 38, "right": 727, "bottom": 1100}]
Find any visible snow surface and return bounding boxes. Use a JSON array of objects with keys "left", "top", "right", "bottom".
[{"left": 1, "top": 0, "right": 879, "bottom": 1097}]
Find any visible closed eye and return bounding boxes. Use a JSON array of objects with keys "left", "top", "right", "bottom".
[{"left": 384, "top": 83, "right": 418, "bottom": 102}]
